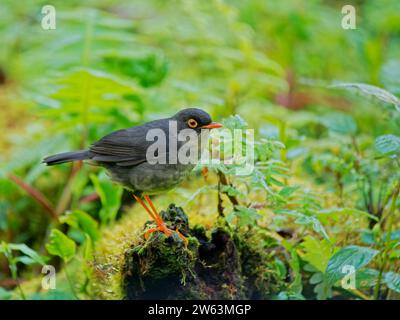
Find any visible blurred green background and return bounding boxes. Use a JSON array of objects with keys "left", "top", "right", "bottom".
[{"left": 1, "top": 0, "right": 400, "bottom": 300}]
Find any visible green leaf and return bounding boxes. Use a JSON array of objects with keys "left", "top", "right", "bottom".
[
  {"left": 384, "top": 272, "right": 400, "bottom": 293},
  {"left": 221, "top": 185, "right": 241, "bottom": 197},
  {"left": 279, "top": 186, "right": 299, "bottom": 197},
  {"left": 46, "top": 229, "right": 76, "bottom": 262},
  {"left": 8, "top": 243, "right": 46, "bottom": 265},
  {"left": 90, "top": 171, "right": 123, "bottom": 225},
  {"left": 309, "top": 272, "right": 323, "bottom": 284},
  {"left": 277, "top": 209, "right": 329, "bottom": 240},
  {"left": 222, "top": 115, "right": 248, "bottom": 130},
  {"left": 375, "top": 134, "right": 400, "bottom": 154},
  {"left": 103, "top": 52, "right": 168, "bottom": 87},
  {"left": 325, "top": 245, "right": 379, "bottom": 285},
  {"left": 356, "top": 268, "right": 379, "bottom": 288},
  {"left": 231, "top": 205, "right": 261, "bottom": 227},
  {"left": 301, "top": 236, "right": 337, "bottom": 272},
  {"left": 60, "top": 210, "right": 100, "bottom": 242},
  {"left": 274, "top": 258, "right": 287, "bottom": 278},
  {"left": 288, "top": 249, "right": 302, "bottom": 294},
  {"left": 52, "top": 68, "right": 139, "bottom": 109},
  {"left": 321, "top": 113, "right": 357, "bottom": 135},
  {"left": 331, "top": 82, "right": 400, "bottom": 111},
  {"left": 313, "top": 276, "right": 333, "bottom": 300}
]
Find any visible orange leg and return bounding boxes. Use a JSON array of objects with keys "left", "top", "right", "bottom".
[
  {"left": 134, "top": 194, "right": 188, "bottom": 244},
  {"left": 143, "top": 195, "right": 164, "bottom": 225},
  {"left": 132, "top": 194, "right": 160, "bottom": 224}
]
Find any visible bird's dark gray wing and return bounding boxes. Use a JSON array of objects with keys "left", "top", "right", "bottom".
[{"left": 89, "top": 119, "right": 168, "bottom": 167}]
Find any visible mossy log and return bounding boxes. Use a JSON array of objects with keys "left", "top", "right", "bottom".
[{"left": 120, "top": 204, "right": 281, "bottom": 299}]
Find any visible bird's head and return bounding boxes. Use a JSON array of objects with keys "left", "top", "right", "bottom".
[{"left": 172, "top": 108, "right": 223, "bottom": 133}]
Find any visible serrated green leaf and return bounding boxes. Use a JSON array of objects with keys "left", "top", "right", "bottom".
[
  {"left": 232, "top": 205, "right": 261, "bottom": 227},
  {"left": 325, "top": 245, "right": 379, "bottom": 285},
  {"left": 384, "top": 272, "right": 400, "bottom": 293},
  {"left": 302, "top": 236, "right": 337, "bottom": 272}
]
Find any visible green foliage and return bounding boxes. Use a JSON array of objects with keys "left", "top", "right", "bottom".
[
  {"left": 103, "top": 52, "right": 168, "bottom": 87},
  {"left": 60, "top": 210, "right": 100, "bottom": 243},
  {"left": 227, "top": 205, "right": 261, "bottom": 227},
  {"left": 0, "top": 288, "right": 12, "bottom": 300},
  {"left": 321, "top": 113, "right": 357, "bottom": 136},
  {"left": 325, "top": 246, "right": 379, "bottom": 286},
  {"left": 384, "top": 272, "right": 400, "bottom": 293},
  {"left": 331, "top": 83, "right": 400, "bottom": 111},
  {"left": 1, "top": 0, "right": 400, "bottom": 301},
  {"left": 302, "top": 236, "right": 336, "bottom": 273},
  {"left": 0, "top": 242, "right": 46, "bottom": 299},
  {"left": 375, "top": 134, "right": 400, "bottom": 155},
  {"left": 90, "top": 172, "right": 123, "bottom": 226},
  {"left": 46, "top": 229, "right": 76, "bottom": 262}
]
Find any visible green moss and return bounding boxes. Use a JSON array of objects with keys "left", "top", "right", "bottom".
[{"left": 116, "top": 204, "right": 286, "bottom": 299}]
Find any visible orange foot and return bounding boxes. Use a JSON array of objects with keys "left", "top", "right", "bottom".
[
  {"left": 144, "top": 224, "right": 188, "bottom": 246},
  {"left": 133, "top": 194, "right": 188, "bottom": 245},
  {"left": 144, "top": 223, "right": 173, "bottom": 239}
]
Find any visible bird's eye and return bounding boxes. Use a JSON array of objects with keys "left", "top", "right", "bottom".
[{"left": 188, "top": 118, "right": 198, "bottom": 128}]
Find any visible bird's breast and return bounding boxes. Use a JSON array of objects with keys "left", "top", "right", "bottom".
[{"left": 126, "top": 162, "right": 195, "bottom": 194}]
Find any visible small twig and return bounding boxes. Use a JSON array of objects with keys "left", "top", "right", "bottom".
[
  {"left": 79, "top": 192, "right": 99, "bottom": 204},
  {"left": 7, "top": 174, "right": 58, "bottom": 221},
  {"left": 217, "top": 178, "right": 224, "bottom": 217}
]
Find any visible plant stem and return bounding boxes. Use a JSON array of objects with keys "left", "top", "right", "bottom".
[
  {"left": 8, "top": 174, "right": 58, "bottom": 221},
  {"left": 16, "top": 282, "right": 26, "bottom": 300},
  {"left": 64, "top": 264, "right": 79, "bottom": 300},
  {"left": 10, "top": 265, "right": 26, "bottom": 300},
  {"left": 373, "top": 181, "right": 400, "bottom": 300}
]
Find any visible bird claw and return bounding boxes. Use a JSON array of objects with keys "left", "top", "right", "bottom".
[
  {"left": 144, "top": 223, "right": 173, "bottom": 239},
  {"left": 144, "top": 224, "right": 188, "bottom": 246}
]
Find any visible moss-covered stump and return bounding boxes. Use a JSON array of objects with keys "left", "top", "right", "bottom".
[{"left": 121, "top": 204, "right": 280, "bottom": 300}]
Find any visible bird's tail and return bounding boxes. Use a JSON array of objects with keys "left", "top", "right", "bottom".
[{"left": 43, "top": 150, "right": 90, "bottom": 166}]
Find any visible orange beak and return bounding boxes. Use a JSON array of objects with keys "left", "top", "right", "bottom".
[{"left": 200, "top": 122, "right": 223, "bottom": 129}]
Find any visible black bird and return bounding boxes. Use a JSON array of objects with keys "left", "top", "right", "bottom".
[{"left": 43, "top": 108, "right": 223, "bottom": 243}]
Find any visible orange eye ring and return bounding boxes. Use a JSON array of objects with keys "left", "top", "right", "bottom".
[{"left": 188, "top": 118, "right": 198, "bottom": 128}]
